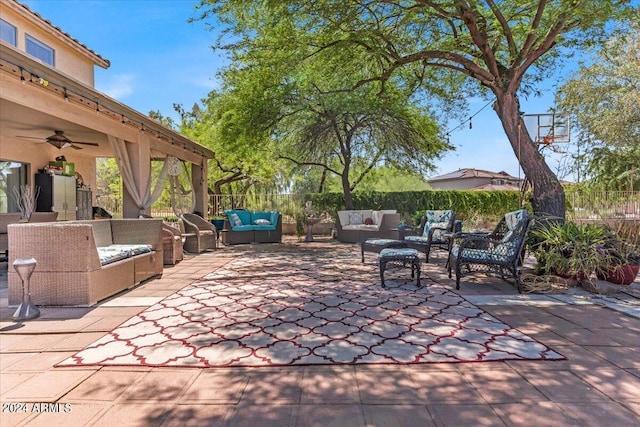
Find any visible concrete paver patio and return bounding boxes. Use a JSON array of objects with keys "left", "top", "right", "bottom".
[{"left": 1, "top": 237, "right": 639, "bottom": 426}]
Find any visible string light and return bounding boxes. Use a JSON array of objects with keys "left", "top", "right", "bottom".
[
  {"left": 7, "top": 59, "right": 208, "bottom": 158},
  {"left": 444, "top": 99, "right": 493, "bottom": 142}
]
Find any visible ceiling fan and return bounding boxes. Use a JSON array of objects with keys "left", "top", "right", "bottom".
[{"left": 16, "top": 130, "right": 100, "bottom": 150}]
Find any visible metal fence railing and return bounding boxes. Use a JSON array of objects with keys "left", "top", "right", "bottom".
[
  {"left": 210, "top": 193, "right": 308, "bottom": 223},
  {"left": 96, "top": 190, "right": 640, "bottom": 224},
  {"left": 567, "top": 191, "right": 640, "bottom": 221}
]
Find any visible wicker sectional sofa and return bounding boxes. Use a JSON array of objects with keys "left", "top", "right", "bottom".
[
  {"left": 336, "top": 210, "right": 400, "bottom": 243},
  {"left": 8, "top": 219, "right": 163, "bottom": 306},
  {"left": 222, "top": 210, "right": 282, "bottom": 245}
]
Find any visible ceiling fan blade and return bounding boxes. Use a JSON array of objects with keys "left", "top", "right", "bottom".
[
  {"left": 70, "top": 144, "right": 83, "bottom": 150},
  {"left": 15, "top": 135, "right": 45, "bottom": 141},
  {"left": 71, "top": 141, "right": 100, "bottom": 146}
]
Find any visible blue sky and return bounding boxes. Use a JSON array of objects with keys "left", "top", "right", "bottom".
[{"left": 22, "top": 0, "right": 574, "bottom": 180}]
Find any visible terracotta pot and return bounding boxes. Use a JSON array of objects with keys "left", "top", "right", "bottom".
[
  {"left": 597, "top": 264, "right": 640, "bottom": 286},
  {"left": 555, "top": 269, "right": 588, "bottom": 281}
]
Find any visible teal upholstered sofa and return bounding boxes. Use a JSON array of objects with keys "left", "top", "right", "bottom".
[{"left": 222, "top": 210, "right": 282, "bottom": 244}]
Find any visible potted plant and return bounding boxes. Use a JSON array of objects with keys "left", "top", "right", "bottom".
[
  {"left": 595, "top": 223, "right": 640, "bottom": 285},
  {"left": 530, "top": 220, "right": 612, "bottom": 283}
]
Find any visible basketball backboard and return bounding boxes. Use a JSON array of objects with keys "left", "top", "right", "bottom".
[{"left": 523, "top": 113, "right": 570, "bottom": 145}]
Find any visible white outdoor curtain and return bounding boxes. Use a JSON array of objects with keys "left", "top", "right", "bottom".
[{"left": 108, "top": 135, "right": 170, "bottom": 215}]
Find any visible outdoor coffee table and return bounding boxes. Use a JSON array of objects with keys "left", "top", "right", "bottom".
[
  {"left": 378, "top": 248, "right": 421, "bottom": 288},
  {"left": 361, "top": 238, "right": 407, "bottom": 263}
]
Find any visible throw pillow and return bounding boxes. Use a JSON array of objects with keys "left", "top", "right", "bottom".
[
  {"left": 348, "top": 212, "right": 364, "bottom": 225},
  {"left": 230, "top": 213, "right": 242, "bottom": 227},
  {"left": 254, "top": 219, "right": 271, "bottom": 225},
  {"left": 364, "top": 217, "right": 374, "bottom": 225}
]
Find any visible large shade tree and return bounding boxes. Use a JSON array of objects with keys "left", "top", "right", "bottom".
[
  {"left": 193, "top": 6, "right": 452, "bottom": 209},
  {"left": 196, "top": 0, "right": 634, "bottom": 218},
  {"left": 556, "top": 20, "right": 640, "bottom": 191}
]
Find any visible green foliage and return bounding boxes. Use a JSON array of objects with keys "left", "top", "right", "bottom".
[
  {"left": 305, "top": 190, "right": 524, "bottom": 226},
  {"left": 196, "top": 0, "right": 635, "bottom": 217},
  {"left": 530, "top": 221, "right": 613, "bottom": 279},
  {"left": 95, "top": 158, "right": 121, "bottom": 200},
  {"left": 556, "top": 19, "right": 640, "bottom": 191}
]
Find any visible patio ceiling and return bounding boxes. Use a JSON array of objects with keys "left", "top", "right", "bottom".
[
  {"left": 0, "top": 43, "right": 214, "bottom": 163},
  {"left": 0, "top": 99, "right": 112, "bottom": 158}
]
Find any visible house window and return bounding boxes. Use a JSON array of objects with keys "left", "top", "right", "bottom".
[
  {"left": 0, "top": 18, "right": 17, "bottom": 46},
  {"left": 26, "top": 34, "right": 54, "bottom": 66}
]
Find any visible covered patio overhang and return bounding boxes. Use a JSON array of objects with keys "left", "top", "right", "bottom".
[{"left": 0, "top": 43, "right": 215, "bottom": 217}]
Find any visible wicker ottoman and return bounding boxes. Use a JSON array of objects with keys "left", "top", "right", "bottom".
[
  {"left": 378, "top": 248, "right": 421, "bottom": 288},
  {"left": 361, "top": 238, "right": 407, "bottom": 263}
]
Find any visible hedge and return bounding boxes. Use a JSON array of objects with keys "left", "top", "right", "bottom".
[{"left": 304, "top": 190, "right": 527, "bottom": 225}]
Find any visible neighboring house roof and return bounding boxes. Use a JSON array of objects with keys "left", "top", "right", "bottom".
[
  {"left": 428, "top": 168, "right": 524, "bottom": 183},
  {"left": 7, "top": 0, "right": 110, "bottom": 68},
  {"left": 474, "top": 183, "right": 521, "bottom": 191}
]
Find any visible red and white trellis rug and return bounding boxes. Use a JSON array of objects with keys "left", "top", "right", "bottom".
[{"left": 58, "top": 251, "right": 563, "bottom": 368}]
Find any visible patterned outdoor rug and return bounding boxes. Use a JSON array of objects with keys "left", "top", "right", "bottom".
[{"left": 58, "top": 251, "right": 563, "bottom": 368}]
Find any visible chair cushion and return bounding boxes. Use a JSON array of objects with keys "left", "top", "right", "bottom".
[
  {"left": 423, "top": 221, "right": 449, "bottom": 238},
  {"left": 97, "top": 244, "right": 152, "bottom": 266},
  {"left": 404, "top": 235, "right": 430, "bottom": 244},
  {"left": 452, "top": 241, "right": 517, "bottom": 263},
  {"left": 379, "top": 248, "right": 420, "bottom": 258}
]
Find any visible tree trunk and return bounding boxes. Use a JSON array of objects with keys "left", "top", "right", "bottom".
[
  {"left": 494, "top": 93, "right": 566, "bottom": 219},
  {"left": 341, "top": 171, "right": 353, "bottom": 210}
]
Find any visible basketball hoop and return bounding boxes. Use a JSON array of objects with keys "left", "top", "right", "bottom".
[{"left": 523, "top": 113, "right": 571, "bottom": 145}]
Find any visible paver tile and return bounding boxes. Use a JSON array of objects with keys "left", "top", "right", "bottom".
[
  {"left": 301, "top": 366, "right": 359, "bottom": 404},
  {"left": 161, "top": 404, "right": 231, "bottom": 427},
  {"left": 410, "top": 370, "right": 484, "bottom": 403},
  {"left": 573, "top": 368, "right": 640, "bottom": 401},
  {"left": 297, "top": 404, "right": 366, "bottom": 427},
  {"left": 180, "top": 370, "right": 249, "bottom": 404},
  {"left": 119, "top": 370, "right": 199, "bottom": 402},
  {"left": 241, "top": 369, "right": 303, "bottom": 404},
  {"left": 557, "top": 402, "right": 640, "bottom": 426},
  {"left": 428, "top": 403, "right": 506, "bottom": 426},
  {"left": 492, "top": 402, "right": 582, "bottom": 426},
  {"left": 363, "top": 404, "right": 434, "bottom": 427},
  {"left": 226, "top": 404, "right": 297, "bottom": 427},
  {"left": 90, "top": 403, "right": 174, "bottom": 427},
  {"left": 524, "top": 369, "right": 609, "bottom": 402},
  {"left": 461, "top": 368, "right": 547, "bottom": 403},
  {"left": 3, "top": 370, "right": 94, "bottom": 401},
  {"left": 25, "top": 403, "right": 107, "bottom": 427},
  {"left": 64, "top": 370, "right": 148, "bottom": 402},
  {"left": 355, "top": 366, "right": 421, "bottom": 404}
]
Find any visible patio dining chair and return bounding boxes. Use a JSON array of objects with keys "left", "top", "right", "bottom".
[
  {"left": 180, "top": 213, "right": 218, "bottom": 253},
  {"left": 139, "top": 214, "right": 184, "bottom": 264},
  {"left": 402, "top": 210, "right": 457, "bottom": 262},
  {"left": 448, "top": 209, "right": 531, "bottom": 292}
]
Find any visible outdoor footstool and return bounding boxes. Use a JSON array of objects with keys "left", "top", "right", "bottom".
[
  {"left": 378, "top": 248, "right": 421, "bottom": 288},
  {"left": 361, "top": 238, "right": 407, "bottom": 263}
]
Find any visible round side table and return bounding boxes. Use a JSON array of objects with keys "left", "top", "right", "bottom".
[{"left": 13, "top": 257, "right": 40, "bottom": 321}]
